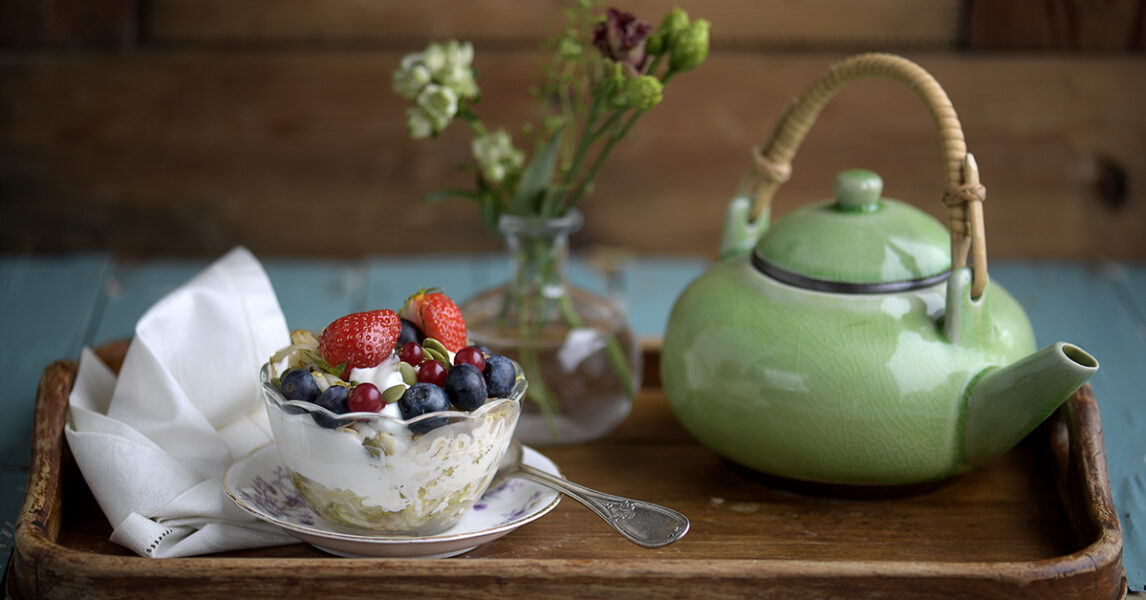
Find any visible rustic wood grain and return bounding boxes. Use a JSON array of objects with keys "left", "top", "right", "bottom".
[
  {"left": 143, "top": 0, "right": 961, "bottom": 48},
  {"left": 967, "top": 0, "right": 1146, "bottom": 51},
  {"left": 2, "top": 52, "right": 1143, "bottom": 260},
  {"left": 0, "top": 0, "right": 137, "bottom": 47},
  {"left": 9, "top": 342, "right": 1126, "bottom": 599}
]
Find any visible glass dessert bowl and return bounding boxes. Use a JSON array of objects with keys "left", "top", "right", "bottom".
[
  {"left": 260, "top": 359, "right": 524, "bottom": 536},
  {"left": 259, "top": 289, "right": 527, "bottom": 536}
]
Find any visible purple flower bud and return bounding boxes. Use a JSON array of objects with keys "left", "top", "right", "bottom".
[{"left": 592, "top": 8, "right": 652, "bottom": 73}]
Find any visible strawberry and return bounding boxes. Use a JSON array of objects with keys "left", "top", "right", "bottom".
[
  {"left": 400, "top": 289, "right": 467, "bottom": 352},
  {"left": 319, "top": 309, "right": 401, "bottom": 377}
]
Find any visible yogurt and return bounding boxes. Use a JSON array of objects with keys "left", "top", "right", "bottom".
[{"left": 348, "top": 356, "right": 407, "bottom": 429}]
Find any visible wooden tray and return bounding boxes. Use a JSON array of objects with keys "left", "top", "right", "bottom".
[{"left": 8, "top": 342, "right": 1126, "bottom": 599}]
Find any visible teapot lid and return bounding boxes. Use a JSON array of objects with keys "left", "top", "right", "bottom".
[{"left": 753, "top": 169, "right": 951, "bottom": 293}]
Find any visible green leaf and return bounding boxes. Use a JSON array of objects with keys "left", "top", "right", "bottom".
[
  {"left": 539, "top": 184, "right": 570, "bottom": 218},
  {"left": 509, "top": 126, "right": 565, "bottom": 216},
  {"left": 424, "top": 189, "right": 482, "bottom": 204}
]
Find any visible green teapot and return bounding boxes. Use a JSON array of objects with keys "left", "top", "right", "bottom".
[{"left": 661, "top": 54, "right": 1098, "bottom": 485}]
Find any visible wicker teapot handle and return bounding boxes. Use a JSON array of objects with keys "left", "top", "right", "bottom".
[{"left": 747, "top": 53, "right": 988, "bottom": 298}]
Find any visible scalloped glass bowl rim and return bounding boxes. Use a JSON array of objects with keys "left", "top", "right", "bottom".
[{"left": 258, "top": 359, "right": 526, "bottom": 428}]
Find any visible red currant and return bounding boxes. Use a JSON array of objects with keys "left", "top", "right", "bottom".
[
  {"left": 348, "top": 382, "right": 385, "bottom": 412},
  {"left": 454, "top": 346, "right": 486, "bottom": 373},
  {"left": 399, "top": 341, "right": 424, "bottom": 366},
  {"left": 417, "top": 360, "right": 447, "bottom": 387}
]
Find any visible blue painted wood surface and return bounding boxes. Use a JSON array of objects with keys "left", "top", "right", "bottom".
[
  {"left": 0, "top": 255, "right": 111, "bottom": 554},
  {"left": 1, "top": 253, "right": 1143, "bottom": 591}
]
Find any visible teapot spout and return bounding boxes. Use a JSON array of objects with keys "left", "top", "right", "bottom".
[{"left": 962, "top": 342, "right": 1098, "bottom": 466}]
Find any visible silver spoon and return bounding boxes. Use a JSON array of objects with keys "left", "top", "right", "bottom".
[{"left": 492, "top": 439, "right": 690, "bottom": 548}]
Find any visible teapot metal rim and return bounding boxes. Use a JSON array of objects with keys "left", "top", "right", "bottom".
[{"left": 751, "top": 250, "right": 952, "bottom": 294}]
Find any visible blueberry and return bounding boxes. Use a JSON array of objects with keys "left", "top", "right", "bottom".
[
  {"left": 312, "top": 385, "right": 351, "bottom": 429},
  {"left": 398, "top": 383, "right": 451, "bottom": 434},
  {"left": 280, "top": 368, "right": 319, "bottom": 402},
  {"left": 397, "top": 318, "right": 425, "bottom": 348},
  {"left": 445, "top": 363, "right": 487, "bottom": 411},
  {"left": 483, "top": 355, "right": 515, "bottom": 398}
]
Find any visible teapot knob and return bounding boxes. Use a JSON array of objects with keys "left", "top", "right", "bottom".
[{"left": 834, "top": 169, "right": 882, "bottom": 212}]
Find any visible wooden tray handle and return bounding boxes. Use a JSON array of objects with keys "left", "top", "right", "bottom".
[{"left": 749, "top": 53, "right": 989, "bottom": 298}]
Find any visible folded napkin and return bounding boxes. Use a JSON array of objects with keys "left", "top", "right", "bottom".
[{"left": 66, "top": 247, "right": 298, "bottom": 557}]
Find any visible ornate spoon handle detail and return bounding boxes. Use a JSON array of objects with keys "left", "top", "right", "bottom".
[{"left": 517, "top": 464, "right": 690, "bottom": 548}]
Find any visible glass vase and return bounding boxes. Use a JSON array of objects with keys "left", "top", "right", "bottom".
[{"left": 460, "top": 210, "right": 641, "bottom": 445}]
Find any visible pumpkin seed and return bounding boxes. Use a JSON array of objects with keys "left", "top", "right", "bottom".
[
  {"left": 382, "top": 384, "right": 407, "bottom": 405},
  {"left": 398, "top": 362, "right": 418, "bottom": 386},
  {"left": 422, "top": 338, "right": 451, "bottom": 364},
  {"left": 423, "top": 346, "right": 449, "bottom": 366}
]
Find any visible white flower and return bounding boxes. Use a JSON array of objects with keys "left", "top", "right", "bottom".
[
  {"left": 438, "top": 63, "right": 479, "bottom": 100},
  {"left": 445, "top": 41, "right": 474, "bottom": 68},
  {"left": 428, "top": 41, "right": 479, "bottom": 100},
  {"left": 406, "top": 107, "right": 434, "bottom": 139},
  {"left": 422, "top": 43, "right": 448, "bottom": 74},
  {"left": 416, "top": 84, "right": 459, "bottom": 133},
  {"left": 400, "top": 52, "right": 423, "bottom": 71},
  {"left": 394, "top": 40, "right": 479, "bottom": 139},
  {"left": 392, "top": 59, "right": 432, "bottom": 101},
  {"left": 471, "top": 129, "right": 524, "bottom": 184},
  {"left": 427, "top": 40, "right": 473, "bottom": 74}
]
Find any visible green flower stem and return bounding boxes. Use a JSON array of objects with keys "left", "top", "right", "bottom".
[
  {"left": 567, "top": 92, "right": 605, "bottom": 176},
  {"left": 646, "top": 53, "right": 667, "bottom": 78},
  {"left": 558, "top": 62, "right": 578, "bottom": 133},
  {"left": 509, "top": 237, "right": 562, "bottom": 434},
  {"left": 458, "top": 106, "right": 488, "bottom": 136},
  {"left": 516, "top": 331, "right": 560, "bottom": 435},
  {"left": 589, "top": 109, "right": 626, "bottom": 140},
  {"left": 550, "top": 58, "right": 672, "bottom": 216},
  {"left": 555, "top": 289, "right": 634, "bottom": 396},
  {"left": 564, "top": 108, "right": 637, "bottom": 211},
  {"left": 548, "top": 93, "right": 606, "bottom": 218},
  {"left": 562, "top": 63, "right": 673, "bottom": 211},
  {"left": 501, "top": 228, "right": 635, "bottom": 437}
]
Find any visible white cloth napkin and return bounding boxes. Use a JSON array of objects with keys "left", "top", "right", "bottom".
[{"left": 65, "top": 247, "right": 298, "bottom": 557}]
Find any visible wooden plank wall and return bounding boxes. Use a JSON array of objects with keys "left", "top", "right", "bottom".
[{"left": 1, "top": 0, "right": 1145, "bottom": 260}]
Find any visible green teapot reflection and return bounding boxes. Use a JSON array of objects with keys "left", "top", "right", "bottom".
[{"left": 661, "top": 54, "right": 1097, "bottom": 485}]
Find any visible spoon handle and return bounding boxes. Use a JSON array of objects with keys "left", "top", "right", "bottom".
[{"left": 518, "top": 465, "right": 690, "bottom": 548}]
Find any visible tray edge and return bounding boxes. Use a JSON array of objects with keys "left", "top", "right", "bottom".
[{"left": 9, "top": 342, "right": 1128, "bottom": 600}]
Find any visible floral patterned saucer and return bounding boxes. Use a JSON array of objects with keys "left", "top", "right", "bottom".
[{"left": 223, "top": 443, "right": 561, "bottom": 558}]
